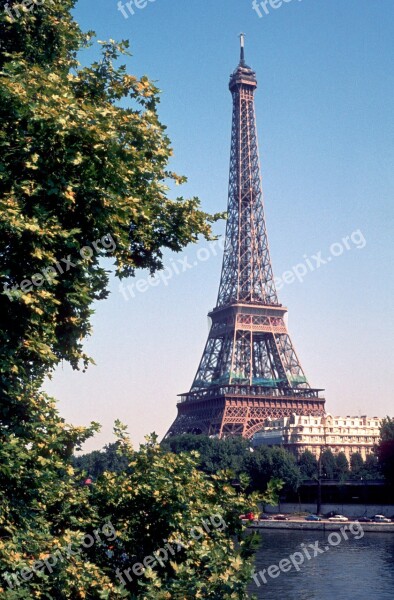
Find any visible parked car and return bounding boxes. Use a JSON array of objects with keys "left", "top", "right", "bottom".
[
  {"left": 391, "top": 515, "right": 394, "bottom": 522},
  {"left": 273, "top": 514, "right": 289, "bottom": 521},
  {"left": 259, "top": 513, "right": 273, "bottom": 520},
  {"left": 357, "top": 516, "right": 372, "bottom": 523},
  {"left": 305, "top": 514, "right": 322, "bottom": 521},
  {"left": 328, "top": 515, "right": 349, "bottom": 522},
  {"left": 373, "top": 515, "right": 391, "bottom": 523}
]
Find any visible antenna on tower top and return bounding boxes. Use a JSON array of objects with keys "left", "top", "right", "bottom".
[{"left": 239, "top": 33, "right": 245, "bottom": 65}]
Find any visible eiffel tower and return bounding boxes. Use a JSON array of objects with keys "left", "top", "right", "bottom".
[{"left": 166, "top": 36, "right": 325, "bottom": 439}]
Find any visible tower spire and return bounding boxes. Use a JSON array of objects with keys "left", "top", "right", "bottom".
[{"left": 240, "top": 32, "right": 245, "bottom": 65}]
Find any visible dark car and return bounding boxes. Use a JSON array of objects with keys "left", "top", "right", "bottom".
[
  {"left": 357, "top": 516, "right": 372, "bottom": 523},
  {"left": 305, "top": 514, "right": 322, "bottom": 521},
  {"left": 259, "top": 513, "right": 273, "bottom": 520},
  {"left": 273, "top": 514, "right": 289, "bottom": 521}
]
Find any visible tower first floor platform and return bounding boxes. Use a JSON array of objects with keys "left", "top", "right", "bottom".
[{"left": 166, "top": 387, "right": 325, "bottom": 439}]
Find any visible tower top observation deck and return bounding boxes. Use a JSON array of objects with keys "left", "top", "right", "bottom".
[{"left": 229, "top": 33, "right": 257, "bottom": 91}]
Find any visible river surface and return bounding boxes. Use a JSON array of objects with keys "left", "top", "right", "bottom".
[{"left": 250, "top": 529, "right": 394, "bottom": 600}]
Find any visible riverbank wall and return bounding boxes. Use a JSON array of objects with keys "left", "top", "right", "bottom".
[
  {"left": 265, "top": 503, "right": 394, "bottom": 518},
  {"left": 250, "top": 520, "right": 394, "bottom": 533}
]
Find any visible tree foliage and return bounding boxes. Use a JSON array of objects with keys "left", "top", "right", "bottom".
[
  {"left": 377, "top": 417, "right": 394, "bottom": 486},
  {"left": 163, "top": 435, "right": 302, "bottom": 492},
  {"left": 298, "top": 450, "right": 318, "bottom": 480},
  {"left": 363, "top": 454, "right": 381, "bottom": 480},
  {"left": 0, "top": 0, "right": 220, "bottom": 409},
  {"left": 0, "top": 2, "right": 264, "bottom": 598},
  {"left": 320, "top": 449, "right": 336, "bottom": 480},
  {"left": 349, "top": 452, "right": 364, "bottom": 478},
  {"left": 88, "top": 429, "right": 261, "bottom": 600},
  {"left": 162, "top": 434, "right": 250, "bottom": 477},
  {"left": 334, "top": 452, "right": 349, "bottom": 481},
  {"left": 86, "top": 435, "right": 305, "bottom": 494},
  {"left": 345, "top": 452, "right": 382, "bottom": 481},
  {"left": 1, "top": 424, "right": 261, "bottom": 599},
  {"left": 73, "top": 442, "right": 129, "bottom": 479}
]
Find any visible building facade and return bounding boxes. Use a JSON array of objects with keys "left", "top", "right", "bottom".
[{"left": 252, "top": 414, "right": 383, "bottom": 460}]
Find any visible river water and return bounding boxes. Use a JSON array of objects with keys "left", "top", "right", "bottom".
[{"left": 250, "top": 529, "right": 394, "bottom": 600}]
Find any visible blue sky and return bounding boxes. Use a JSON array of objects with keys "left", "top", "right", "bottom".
[{"left": 45, "top": 0, "right": 394, "bottom": 451}]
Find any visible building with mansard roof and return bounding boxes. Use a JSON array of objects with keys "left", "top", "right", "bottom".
[{"left": 252, "top": 414, "right": 383, "bottom": 461}]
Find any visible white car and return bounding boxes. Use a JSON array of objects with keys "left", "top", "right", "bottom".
[
  {"left": 328, "top": 515, "right": 349, "bottom": 522},
  {"left": 373, "top": 515, "right": 391, "bottom": 523}
]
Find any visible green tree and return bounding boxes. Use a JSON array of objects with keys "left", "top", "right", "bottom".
[
  {"left": 0, "top": 2, "right": 262, "bottom": 598},
  {"left": 334, "top": 452, "right": 349, "bottom": 481},
  {"left": 162, "top": 434, "right": 250, "bottom": 477},
  {"left": 89, "top": 428, "right": 261, "bottom": 599},
  {"left": 320, "top": 449, "right": 336, "bottom": 479},
  {"left": 376, "top": 417, "right": 394, "bottom": 486},
  {"left": 166, "top": 439, "right": 301, "bottom": 495},
  {"left": 245, "top": 446, "right": 301, "bottom": 493},
  {"left": 0, "top": 391, "right": 107, "bottom": 598},
  {"left": 162, "top": 434, "right": 214, "bottom": 459},
  {"left": 349, "top": 452, "right": 364, "bottom": 479},
  {"left": 73, "top": 442, "right": 129, "bottom": 479},
  {"left": 362, "top": 453, "right": 381, "bottom": 480},
  {"left": 270, "top": 447, "right": 302, "bottom": 492},
  {"left": 298, "top": 450, "right": 318, "bottom": 480},
  {"left": 0, "top": 0, "right": 220, "bottom": 411},
  {"left": 1, "top": 421, "right": 261, "bottom": 599}
]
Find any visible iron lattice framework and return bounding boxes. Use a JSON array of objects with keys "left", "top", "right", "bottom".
[{"left": 166, "top": 37, "right": 325, "bottom": 439}]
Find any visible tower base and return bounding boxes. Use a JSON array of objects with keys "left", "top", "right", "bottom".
[{"left": 165, "top": 387, "right": 326, "bottom": 439}]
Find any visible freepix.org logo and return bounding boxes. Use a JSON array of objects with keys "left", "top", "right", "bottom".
[
  {"left": 252, "top": 521, "right": 365, "bottom": 587},
  {"left": 117, "top": 0, "right": 156, "bottom": 19},
  {"left": 3, "top": 0, "right": 55, "bottom": 22},
  {"left": 3, "top": 234, "right": 116, "bottom": 302},
  {"left": 252, "top": 0, "right": 304, "bottom": 19},
  {"left": 3, "top": 521, "right": 117, "bottom": 590}
]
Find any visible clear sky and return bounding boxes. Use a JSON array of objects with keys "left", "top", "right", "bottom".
[{"left": 45, "top": 0, "right": 394, "bottom": 452}]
